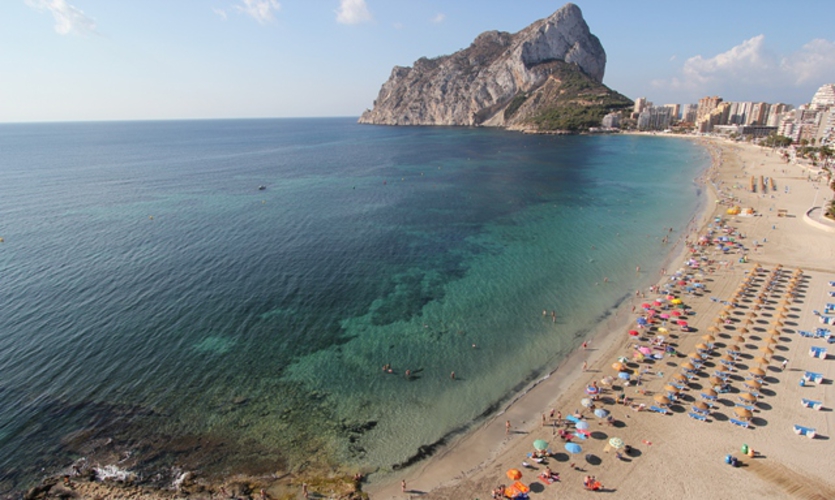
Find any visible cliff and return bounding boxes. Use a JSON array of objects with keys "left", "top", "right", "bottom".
[{"left": 358, "top": 3, "right": 632, "bottom": 132}]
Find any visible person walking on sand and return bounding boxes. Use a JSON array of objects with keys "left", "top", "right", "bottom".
[
  {"left": 582, "top": 361, "right": 588, "bottom": 371},
  {"left": 506, "top": 420, "right": 511, "bottom": 435},
  {"left": 401, "top": 479, "right": 407, "bottom": 492}
]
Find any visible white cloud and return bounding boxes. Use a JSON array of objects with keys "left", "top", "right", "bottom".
[
  {"left": 235, "top": 0, "right": 280, "bottom": 24},
  {"left": 653, "top": 35, "right": 835, "bottom": 100},
  {"left": 212, "top": 7, "right": 228, "bottom": 21},
  {"left": 392, "top": 22, "right": 403, "bottom": 30},
  {"left": 336, "top": 0, "right": 372, "bottom": 25},
  {"left": 431, "top": 13, "right": 446, "bottom": 24},
  {"left": 25, "top": 0, "right": 96, "bottom": 36}
]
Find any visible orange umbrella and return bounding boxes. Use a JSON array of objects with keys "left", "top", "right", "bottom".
[
  {"left": 507, "top": 469, "right": 522, "bottom": 480},
  {"left": 612, "top": 362, "right": 624, "bottom": 371}
]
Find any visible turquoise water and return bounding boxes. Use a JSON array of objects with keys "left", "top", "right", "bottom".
[{"left": 0, "top": 119, "right": 707, "bottom": 491}]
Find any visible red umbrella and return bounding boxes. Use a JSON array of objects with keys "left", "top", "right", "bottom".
[
  {"left": 677, "top": 320, "right": 688, "bottom": 326},
  {"left": 628, "top": 330, "right": 640, "bottom": 337},
  {"left": 671, "top": 310, "right": 683, "bottom": 316},
  {"left": 641, "top": 303, "right": 652, "bottom": 309}
]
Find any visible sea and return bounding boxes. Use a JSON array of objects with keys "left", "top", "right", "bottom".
[{"left": 0, "top": 118, "right": 708, "bottom": 493}]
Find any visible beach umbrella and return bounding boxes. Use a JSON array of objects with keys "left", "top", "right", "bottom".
[
  {"left": 695, "top": 402, "right": 710, "bottom": 411},
  {"left": 576, "top": 420, "right": 590, "bottom": 431},
  {"left": 565, "top": 442, "right": 582, "bottom": 454},
  {"left": 734, "top": 407, "right": 753, "bottom": 419},
  {"left": 696, "top": 343, "right": 709, "bottom": 351},
  {"left": 594, "top": 408, "right": 609, "bottom": 419},
  {"left": 753, "top": 356, "right": 770, "bottom": 365},
  {"left": 728, "top": 344, "right": 740, "bottom": 352},
  {"left": 701, "top": 334, "right": 715, "bottom": 342},
  {"left": 759, "top": 346, "right": 774, "bottom": 355},
  {"left": 671, "top": 299, "right": 682, "bottom": 305},
  {"left": 638, "top": 346, "right": 652, "bottom": 356},
  {"left": 507, "top": 469, "right": 523, "bottom": 480},
  {"left": 659, "top": 313, "right": 670, "bottom": 320},
  {"left": 752, "top": 304, "right": 761, "bottom": 311},
  {"left": 738, "top": 327, "right": 749, "bottom": 334},
  {"left": 601, "top": 376, "right": 614, "bottom": 386},
  {"left": 586, "top": 385, "right": 600, "bottom": 396},
  {"left": 608, "top": 437, "right": 624, "bottom": 449},
  {"left": 744, "top": 379, "right": 762, "bottom": 389},
  {"left": 641, "top": 303, "right": 652, "bottom": 309},
  {"left": 618, "top": 371, "right": 631, "bottom": 380},
  {"left": 612, "top": 362, "right": 624, "bottom": 371},
  {"left": 657, "top": 327, "right": 669, "bottom": 334},
  {"left": 740, "top": 392, "right": 757, "bottom": 402},
  {"left": 636, "top": 318, "right": 648, "bottom": 326},
  {"left": 733, "top": 335, "right": 745, "bottom": 343},
  {"left": 767, "top": 328, "right": 780, "bottom": 336},
  {"left": 765, "top": 337, "right": 778, "bottom": 345},
  {"left": 707, "top": 326, "right": 719, "bottom": 333},
  {"left": 673, "top": 373, "right": 688, "bottom": 382},
  {"left": 664, "top": 384, "right": 679, "bottom": 393},
  {"left": 533, "top": 439, "right": 549, "bottom": 452},
  {"left": 703, "top": 388, "right": 717, "bottom": 397},
  {"left": 688, "top": 352, "right": 702, "bottom": 361},
  {"left": 654, "top": 394, "right": 671, "bottom": 406},
  {"left": 771, "top": 320, "right": 784, "bottom": 326},
  {"left": 749, "top": 367, "right": 766, "bottom": 377},
  {"left": 671, "top": 310, "right": 683, "bottom": 317},
  {"left": 720, "top": 354, "right": 735, "bottom": 363},
  {"left": 581, "top": 398, "right": 593, "bottom": 408},
  {"left": 708, "top": 376, "right": 723, "bottom": 386},
  {"left": 743, "top": 319, "right": 754, "bottom": 326},
  {"left": 746, "top": 311, "right": 757, "bottom": 318},
  {"left": 713, "top": 317, "right": 725, "bottom": 324},
  {"left": 681, "top": 361, "right": 696, "bottom": 371},
  {"left": 677, "top": 320, "right": 688, "bottom": 327}
]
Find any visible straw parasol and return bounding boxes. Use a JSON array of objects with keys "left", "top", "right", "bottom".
[
  {"left": 744, "top": 379, "right": 762, "bottom": 389},
  {"left": 732, "top": 335, "right": 746, "bottom": 343},
  {"left": 738, "top": 327, "right": 749, "bottom": 334},
  {"left": 654, "top": 394, "right": 671, "bottom": 406},
  {"left": 728, "top": 344, "right": 740, "bottom": 352},
  {"left": 695, "top": 401, "right": 710, "bottom": 411},
  {"left": 771, "top": 319, "right": 784, "bottom": 327},
  {"left": 701, "top": 335, "right": 715, "bottom": 343},
  {"left": 703, "top": 388, "right": 717, "bottom": 397},
  {"left": 752, "top": 304, "right": 761, "bottom": 311},
  {"left": 759, "top": 346, "right": 774, "bottom": 355},
  {"left": 714, "top": 317, "right": 725, "bottom": 324},
  {"left": 720, "top": 354, "right": 735, "bottom": 363},
  {"left": 707, "top": 326, "right": 720, "bottom": 333},
  {"left": 695, "top": 343, "right": 709, "bottom": 351},
  {"left": 767, "top": 328, "right": 780, "bottom": 336},
  {"left": 749, "top": 367, "right": 766, "bottom": 377},
  {"left": 681, "top": 361, "right": 696, "bottom": 371},
  {"left": 743, "top": 318, "right": 754, "bottom": 326},
  {"left": 766, "top": 337, "right": 779, "bottom": 345},
  {"left": 740, "top": 392, "right": 757, "bottom": 402},
  {"left": 673, "top": 373, "right": 688, "bottom": 382},
  {"left": 664, "top": 384, "right": 679, "bottom": 393},
  {"left": 708, "top": 376, "right": 724, "bottom": 386},
  {"left": 734, "top": 407, "right": 753, "bottom": 419},
  {"left": 753, "top": 356, "right": 770, "bottom": 366}
]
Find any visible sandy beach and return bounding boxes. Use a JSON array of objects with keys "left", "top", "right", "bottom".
[
  {"left": 367, "top": 138, "right": 835, "bottom": 500},
  {"left": 21, "top": 137, "right": 835, "bottom": 500}
]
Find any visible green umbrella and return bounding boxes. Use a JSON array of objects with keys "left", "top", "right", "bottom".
[
  {"left": 609, "top": 437, "right": 624, "bottom": 449},
  {"left": 533, "top": 439, "right": 549, "bottom": 451}
]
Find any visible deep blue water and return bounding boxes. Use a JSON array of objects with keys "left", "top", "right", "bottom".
[{"left": 0, "top": 118, "right": 707, "bottom": 491}]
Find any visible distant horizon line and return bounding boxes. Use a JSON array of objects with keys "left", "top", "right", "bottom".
[{"left": 0, "top": 115, "right": 363, "bottom": 126}]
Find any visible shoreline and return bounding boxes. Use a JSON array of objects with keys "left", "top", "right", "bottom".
[
  {"left": 363, "top": 136, "right": 717, "bottom": 497},
  {"left": 367, "top": 137, "right": 835, "bottom": 499}
]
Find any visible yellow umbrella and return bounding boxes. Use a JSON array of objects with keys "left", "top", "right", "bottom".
[
  {"left": 657, "top": 327, "right": 669, "bottom": 334},
  {"left": 671, "top": 299, "right": 682, "bottom": 305}
]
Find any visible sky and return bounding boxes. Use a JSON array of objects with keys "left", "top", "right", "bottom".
[{"left": 4, "top": 0, "right": 835, "bottom": 123}]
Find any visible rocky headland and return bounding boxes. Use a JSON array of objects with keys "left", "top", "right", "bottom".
[{"left": 359, "top": 3, "right": 632, "bottom": 132}]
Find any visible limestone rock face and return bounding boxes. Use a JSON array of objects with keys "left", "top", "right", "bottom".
[{"left": 359, "top": 3, "right": 609, "bottom": 128}]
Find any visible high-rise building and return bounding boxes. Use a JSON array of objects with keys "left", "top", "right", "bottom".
[
  {"left": 811, "top": 83, "right": 835, "bottom": 109},
  {"left": 681, "top": 104, "right": 698, "bottom": 123},
  {"left": 633, "top": 97, "right": 649, "bottom": 115},
  {"left": 696, "top": 96, "right": 723, "bottom": 124},
  {"left": 663, "top": 104, "right": 681, "bottom": 121}
]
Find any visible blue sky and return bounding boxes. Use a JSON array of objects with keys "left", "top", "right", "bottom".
[{"left": 4, "top": 0, "right": 835, "bottom": 122}]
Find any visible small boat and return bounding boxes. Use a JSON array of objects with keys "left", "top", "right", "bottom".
[{"left": 258, "top": 185, "right": 266, "bottom": 190}]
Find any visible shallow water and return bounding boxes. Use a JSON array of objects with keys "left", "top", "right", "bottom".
[{"left": 0, "top": 119, "right": 707, "bottom": 491}]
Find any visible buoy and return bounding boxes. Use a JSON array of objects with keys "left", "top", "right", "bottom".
[{"left": 149, "top": 216, "right": 154, "bottom": 220}]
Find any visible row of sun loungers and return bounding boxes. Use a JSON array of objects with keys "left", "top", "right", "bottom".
[
  {"left": 793, "top": 424, "right": 816, "bottom": 438},
  {"left": 801, "top": 398, "right": 823, "bottom": 410}
]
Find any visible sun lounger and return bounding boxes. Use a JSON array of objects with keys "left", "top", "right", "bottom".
[
  {"left": 735, "top": 403, "right": 755, "bottom": 412},
  {"left": 801, "top": 398, "right": 823, "bottom": 410},
  {"left": 691, "top": 406, "right": 709, "bottom": 416},
  {"left": 565, "top": 414, "right": 581, "bottom": 424},
  {"left": 793, "top": 424, "right": 816, "bottom": 438},
  {"left": 730, "top": 418, "right": 750, "bottom": 428},
  {"left": 800, "top": 330, "right": 815, "bottom": 338},
  {"left": 828, "top": 281, "right": 835, "bottom": 287},
  {"left": 649, "top": 405, "right": 668, "bottom": 414},
  {"left": 810, "top": 346, "right": 827, "bottom": 359},
  {"left": 701, "top": 392, "right": 717, "bottom": 401},
  {"left": 829, "top": 291, "right": 835, "bottom": 297},
  {"left": 688, "top": 412, "right": 707, "bottom": 421},
  {"left": 803, "top": 371, "right": 824, "bottom": 383}
]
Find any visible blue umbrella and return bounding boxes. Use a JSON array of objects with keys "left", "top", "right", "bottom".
[
  {"left": 565, "top": 442, "right": 582, "bottom": 454},
  {"left": 618, "top": 371, "right": 631, "bottom": 380},
  {"left": 576, "top": 420, "right": 590, "bottom": 431},
  {"left": 594, "top": 408, "right": 609, "bottom": 418}
]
